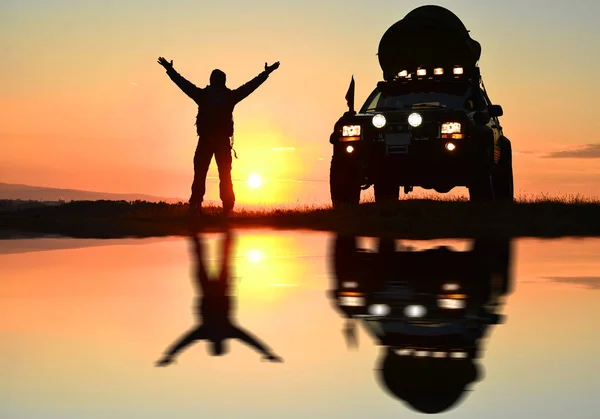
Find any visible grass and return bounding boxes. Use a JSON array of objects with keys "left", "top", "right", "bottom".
[{"left": 1, "top": 195, "right": 600, "bottom": 239}]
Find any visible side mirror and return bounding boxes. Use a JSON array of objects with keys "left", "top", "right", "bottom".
[
  {"left": 473, "top": 110, "right": 490, "bottom": 125},
  {"left": 488, "top": 104, "right": 503, "bottom": 118}
]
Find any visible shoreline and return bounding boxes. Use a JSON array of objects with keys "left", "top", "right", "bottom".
[{"left": 1, "top": 199, "right": 600, "bottom": 239}]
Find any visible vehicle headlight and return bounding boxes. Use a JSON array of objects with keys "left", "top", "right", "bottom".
[
  {"left": 408, "top": 113, "right": 422, "bottom": 127},
  {"left": 342, "top": 125, "right": 361, "bottom": 137},
  {"left": 453, "top": 66, "right": 464, "bottom": 75},
  {"left": 372, "top": 114, "right": 386, "bottom": 128},
  {"left": 441, "top": 122, "right": 462, "bottom": 134}
]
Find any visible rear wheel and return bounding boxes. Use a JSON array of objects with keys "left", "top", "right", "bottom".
[
  {"left": 330, "top": 156, "right": 361, "bottom": 208},
  {"left": 493, "top": 136, "right": 514, "bottom": 201}
]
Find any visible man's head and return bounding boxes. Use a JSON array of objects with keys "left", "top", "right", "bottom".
[
  {"left": 210, "top": 69, "right": 226, "bottom": 87},
  {"left": 209, "top": 338, "right": 228, "bottom": 356}
]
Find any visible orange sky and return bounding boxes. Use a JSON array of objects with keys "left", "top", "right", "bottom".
[{"left": 1, "top": 1, "right": 599, "bottom": 204}]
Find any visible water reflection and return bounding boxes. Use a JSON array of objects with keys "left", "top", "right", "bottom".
[
  {"left": 156, "top": 231, "right": 283, "bottom": 366},
  {"left": 329, "top": 236, "right": 514, "bottom": 414}
]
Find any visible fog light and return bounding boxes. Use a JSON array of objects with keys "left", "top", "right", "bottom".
[
  {"left": 453, "top": 66, "right": 464, "bottom": 75},
  {"left": 417, "top": 68, "right": 427, "bottom": 76},
  {"left": 434, "top": 67, "right": 444, "bottom": 75},
  {"left": 408, "top": 113, "right": 422, "bottom": 127},
  {"left": 445, "top": 142, "right": 456, "bottom": 151},
  {"left": 398, "top": 70, "right": 408, "bottom": 78},
  {"left": 346, "top": 145, "right": 354, "bottom": 153}
]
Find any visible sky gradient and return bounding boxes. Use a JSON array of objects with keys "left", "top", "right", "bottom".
[{"left": 2, "top": 0, "right": 599, "bottom": 204}]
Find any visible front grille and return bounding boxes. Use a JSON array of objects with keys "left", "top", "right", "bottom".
[{"left": 411, "top": 123, "right": 439, "bottom": 138}]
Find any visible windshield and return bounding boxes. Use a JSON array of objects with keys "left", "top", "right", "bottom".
[{"left": 363, "top": 91, "right": 469, "bottom": 113}]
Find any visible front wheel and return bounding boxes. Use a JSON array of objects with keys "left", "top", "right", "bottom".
[
  {"left": 330, "top": 156, "right": 361, "bottom": 208},
  {"left": 469, "top": 172, "right": 495, "bottom": 201}
]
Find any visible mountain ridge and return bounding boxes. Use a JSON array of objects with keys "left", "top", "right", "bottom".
[{"left": 0, "top": 182, "right": 182, "bottom": 203}]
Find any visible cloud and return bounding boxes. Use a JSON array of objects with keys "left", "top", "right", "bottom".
[
  {"left": 545, "top": 277, "right": 600, "bottom": 290},
  {"left": 544, "top": 144, "right": 600, "bottom": 158}
]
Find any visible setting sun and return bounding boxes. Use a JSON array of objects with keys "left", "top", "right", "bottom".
[{"left": 248, "top": 174, "right": 262, "bottom": 189}]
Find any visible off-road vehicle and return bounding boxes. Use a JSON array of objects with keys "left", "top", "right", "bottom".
[{"left": 329, "top": 5, "right": 513, "bottom": 206}]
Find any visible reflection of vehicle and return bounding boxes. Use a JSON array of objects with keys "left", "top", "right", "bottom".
[
  {"left": 329, "top": 5, "right": 513, "bottom": 206},
  {"left": 328, "top": 235, "right": 513, "bottom": 414}
]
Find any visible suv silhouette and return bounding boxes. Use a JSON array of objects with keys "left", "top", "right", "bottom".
[{"left": 329, "top": 6, "right": 513, "bottom": 206}]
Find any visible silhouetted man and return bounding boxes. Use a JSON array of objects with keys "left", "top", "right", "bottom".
[
  {"left": 156, "top": 232, "right": 283, "bottom": 366},
  {"left": 158, "top": 57, "right": 280, "bottom": 215}
]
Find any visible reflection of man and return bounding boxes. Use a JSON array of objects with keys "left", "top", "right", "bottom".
[
  {"left": 157, "top": 57, "right": 280, "bottom": 215},
  {"left": 156, "top": 232, "right": 282, "bottom": 366}
]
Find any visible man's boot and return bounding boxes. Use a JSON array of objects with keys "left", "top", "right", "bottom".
[
  {"left": 188, "top": 202, "right": 203, "bottom": 217},
  {"left": 222, "top": 201, "right": 234, "bottom": 216}
]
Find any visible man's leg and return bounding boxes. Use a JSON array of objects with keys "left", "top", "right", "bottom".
[
  {"left": 190, "top": 140, "right": 214, "bottom": 210},
  {"left": 215, "top": 140, "right": 235, "bottom": 212}
]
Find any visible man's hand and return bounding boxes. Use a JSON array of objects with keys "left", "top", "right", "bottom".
[
  {"left": 157, "top": 57, "right": 174, "bottom": 70},
  {"left": 262, "top": 353, "right": 283, "bottom": 363},
  {"left": 155, "top": 355, "right": 175, "bottom": 367},
  {"left": 264, "top": 61, "right": 280, "bottom": 75}
]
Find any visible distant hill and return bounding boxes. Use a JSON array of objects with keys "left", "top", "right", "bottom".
[{"left": 0, "top": 182, "right": 181, "bottom": 203}]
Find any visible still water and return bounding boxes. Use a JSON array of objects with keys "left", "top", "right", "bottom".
[{"left": 1, "top": 231, "right": 599, "bottom": 418}]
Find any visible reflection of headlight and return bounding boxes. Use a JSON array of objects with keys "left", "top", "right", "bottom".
[
  {"left": 339, "top": 295, "right": 364, "bottom": 307},
  {"left": 372, "top": 114, "right": 386, "bottom": 128},
  {"left": 408, "top": 113, "right": 422, "bottom": 127},
  {"left": 453, "top": 66, "right": 464, "bottom": 75},
  {"left": 450, "top": 351, "right": 468, "bottom": 359},
  {"left": 442, "top": 283, "right": 460, "bottom": 292},
  {"left": 441, "top": 122, "right": 462, "bottom": 134},
  {"left": 404, "top": 304, "right": 426, "bottom": 318},
  {"left": 342, "top": 125, "right": 361, "bottom": 137},
  {"left": 369, "top": 304, "right": 390, "bottom": 316},
  {"left": 438, "top": 298, "right": 466, "bottom": 309}
]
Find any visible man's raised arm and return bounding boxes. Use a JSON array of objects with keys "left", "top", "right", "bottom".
[
  {"left": 232, "top": 61, "right": 280, "bottom": 105},
  {"left": 155, "top": 326, "right": 207, "bottom": 366},
  {"left": 157, "top": 56, "right": 200, "bottom": 100}
]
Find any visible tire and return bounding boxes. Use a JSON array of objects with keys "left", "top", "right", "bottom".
[
  {"left": 493, "top": 136, "right": 514, "bottom": 201},
  {"left": 469, "top": 172, "right": 494, "bottom": 201},
  {"left": 330, "top": 156, "right": 361, "bottom": 208},
  {"left": 374, "top": 181, "right": 400, "bottom": 203}
]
